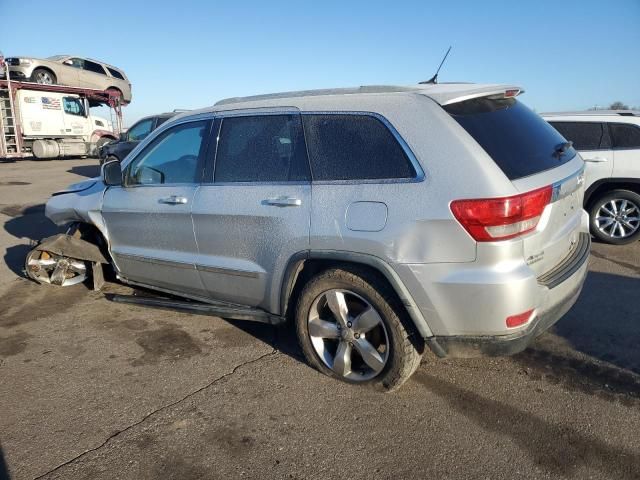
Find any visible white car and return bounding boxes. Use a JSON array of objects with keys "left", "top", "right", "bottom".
[{"left": 543, "top": 111, "right": 640, "bottom": 244}]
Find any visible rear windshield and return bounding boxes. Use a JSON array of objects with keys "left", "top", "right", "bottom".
[{"left": 444, "top": 97, "right": 576, "bottom": 180}]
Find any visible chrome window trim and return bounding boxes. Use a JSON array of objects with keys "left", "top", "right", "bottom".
[
  {"left": 551, "top": 166, "right": 586, "bottom": 203},
  {"left": 301, "top": 111, "right": 426, "bottom": 185}
]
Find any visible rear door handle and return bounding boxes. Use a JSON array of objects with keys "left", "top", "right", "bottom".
[
  {"left": 265, "top": 196, "right": 302, "bottom": 207},
  {"left": 584, "top": 157, "right": 608, "bottom": 163},
  {"left": 159, "top": 195, "right": 188, "bottom": 205}
]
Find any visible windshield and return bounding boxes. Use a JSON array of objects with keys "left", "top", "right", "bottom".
[
  {"left": 444, "top": 97, "right": 577, "bottom": 180},
  {"left": 46, "top": 55, "right": 69, "bottom": 61}
]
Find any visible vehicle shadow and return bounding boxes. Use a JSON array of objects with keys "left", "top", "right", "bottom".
[
  {"left": 67, "top": 165, "right": 100, "bottom": 178},
  {"left": 2, "top": 204, "right": 60, "bottom": 277},
  {"left": 0, "top": 442, "right": 11, "bottom": 480},
  {"left": 413, "top": 370, "right": 640, "bottom": 479},
  {"left": 513, "top": 270, "right": 640, "bottom": 401}
]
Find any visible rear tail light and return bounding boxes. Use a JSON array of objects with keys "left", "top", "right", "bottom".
[
  {"left": 450, "top": 186, "right": 552, "bottom": 241},
  {"left": 506, "top": 309, "right": 534, "bottom": 328}
]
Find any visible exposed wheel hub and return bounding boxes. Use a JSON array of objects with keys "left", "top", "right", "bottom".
[{"left": 25, "top": 249, "right": 87, "bottom": 287}]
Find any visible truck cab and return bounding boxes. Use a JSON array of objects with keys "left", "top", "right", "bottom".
[{"left": 18, "top": 89, "right": 117, "bottom": 158}]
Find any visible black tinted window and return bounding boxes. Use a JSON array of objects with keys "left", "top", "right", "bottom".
[
  {"left": 215, "top": 115, "right": 310, "bottom": 183},
  {"left": 107, "top": 67, "right": 125, "bottom": 80},
  {"left": 127, "top": 119, "right": 154, "bottom": 141},
  {"left": 610, "top": 123, "right": 640, "bottom": 149},
  {"left": 445, "top": 98, "right": 576, "bottom": 180},
  {"left": 126, "top": 121, "right": 207, "bottom": 185},
  {"left": 83, "top": 60, "right": 106, "bottom": 75},
  {"left": 549, "top": 122, "right": 610, "bottom": 150},
  {"left": 303, "top": 114, "right": 416, "bottom": 181},
  {"left": 155, "top": 116, "right": 172, "bottom": 128}
]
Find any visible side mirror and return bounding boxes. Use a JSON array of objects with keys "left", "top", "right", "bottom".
[
  {"left": 119, "top": 131, "right": 128, "bottom": 142},
  {"left": 63, "top": 60, "right": 73, "bottom": 66},
  {"left": 102, "top": 159, "right": 122, "bottom": 186}
]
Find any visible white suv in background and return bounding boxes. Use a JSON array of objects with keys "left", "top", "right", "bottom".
[{"left": 543, "top": 111, "right": 640, "bottom": 244}]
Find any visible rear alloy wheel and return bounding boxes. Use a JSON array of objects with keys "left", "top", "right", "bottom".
[
  {"left": 25, "top": 249, "right": 87, "bottom": 286},
  {"left": 590, "top": 190, "right": 640, "bottom": 245},
  {"left": 295, "top": 267, "right": 422, "bottom": 391},
  {"left": 32, "top": 68, "right": 56, "bottom": 85}
]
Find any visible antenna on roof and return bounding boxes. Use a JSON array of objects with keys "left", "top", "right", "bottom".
[{"left": 419, "top": 46, "right": 452, "bottom": 84}]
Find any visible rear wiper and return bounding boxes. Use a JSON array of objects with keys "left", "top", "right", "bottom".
[{"left": 554, "top": 141, "right": 573, "bottom": 157}]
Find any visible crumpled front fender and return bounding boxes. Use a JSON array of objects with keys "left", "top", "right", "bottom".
[{"left": 34, "top": 234, "right": 109, "bottom": 264}]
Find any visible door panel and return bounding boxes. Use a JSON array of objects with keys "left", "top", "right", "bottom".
[
  {"left": 192, "top": 113, "right": 311, "bottom": 312},
  {"left": 102, "top": 185, "right": 206, "bottom": 297},
  {"left": 580, "top": 148, "right": 613, "bottom": 190},
  {"left": 192, "top": 184, "right": 310, "bottom": 310},
  {"left": 101, "top": 119, "right": 211, "bottom": 297},
  {"left": 610, "top": 123, "right": 640, "bottom": 178}
]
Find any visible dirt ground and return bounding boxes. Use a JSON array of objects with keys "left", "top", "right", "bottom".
[{"left": 0, "top": 159, "right": 639, "bottom": 480}]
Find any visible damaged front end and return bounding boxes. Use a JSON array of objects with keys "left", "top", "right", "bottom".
[
  {"left": 28, "top": 176, "right": 111, "bottom": 290},
  {"left": 25, "top": 231, "right": 110, "bottom": 290}
]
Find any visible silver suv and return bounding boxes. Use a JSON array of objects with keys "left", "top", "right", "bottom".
[
  {"left": 543, "top": 111, "right": 640, "bottom": 244},
  {"left": 32, "top": 83, "right": 590, "bottom": 391}
]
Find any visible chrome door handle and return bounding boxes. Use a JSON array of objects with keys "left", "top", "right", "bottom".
[
  {"left": 159, "top": 195, "right": 188, "bottom": 205},
  {"left": 584, "top": 157, "right": 608, "bottom": 163},
  {"left": 265, "top": 196, "right": 302, "bottom": 207}
]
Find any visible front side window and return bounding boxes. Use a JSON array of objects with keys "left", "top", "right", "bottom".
[
  {"left": 127, "top": 118, "right": 154, "bottom": 141},
  {"left": 610, "top": 123, "right": 640, "bottom": 149},
  {"left": 549, "top": 122, "right": 610, "bottom": 150},
  {"left": 62, "top": 97, "right": 85, "bottom": 116},
  {"left": 302, "top": 114, "right": 416, "bottom": 181},
  {"left": 125, "top": 121, "right": 207, "bottom": 186},
  {"left": 66, "top": 58, "right": 84, "bottom": 69},
  {"left": 214, "top": 114, "right": 310, "bottom": 183},
  {"left": 83, "top": 60, "right": 106, "bottom": 75}
]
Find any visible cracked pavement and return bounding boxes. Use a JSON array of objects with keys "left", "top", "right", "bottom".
[{"left": 1, "top": 159, "right": 639, "bottom": 480}]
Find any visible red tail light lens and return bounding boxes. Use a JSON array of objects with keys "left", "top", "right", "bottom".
[
  {"left": 450, "top": 186, "right": 552, "bottom": 241},
  {"left": 506, "top": 309, "right": 534, "bottom": 328}
]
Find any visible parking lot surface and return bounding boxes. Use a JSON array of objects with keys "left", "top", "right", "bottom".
[{"left": 0, "top": 159, "right": 639, "bottom": 480}]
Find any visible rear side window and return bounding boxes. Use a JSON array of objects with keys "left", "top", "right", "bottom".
[
  {"left": 155, "top": 116, "right": 172, "bottom": 128},
  {"left": 84, "top": 60, "right": 106, "bottom": 75},
  {"left": 303, "top": 114, "right": 416, "bottom": 181},
  {"left": 215, "top": 115, "right": 310, "bottom": 183},
  {"left": 610, "top": 123, "right": 640, "bottom": 149},
  {"left": 444, "top": 98, "right": 576, "bottom": 180},
  {"left": 107, "top": 67, "right": 125, "bottom": 80},
  {"left": 549, "top": 122, "right": 611, "bottom": 150}
]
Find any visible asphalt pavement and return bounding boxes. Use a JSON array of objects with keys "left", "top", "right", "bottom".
[{"left": 0, "top": 159, "right": 638, "bottom": 480}]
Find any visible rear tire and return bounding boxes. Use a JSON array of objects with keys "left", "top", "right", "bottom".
[
  {"left": 589, "top": 190, "right": 640, "bottom": 245},
  {"left": 32, "top": 68, "right": 56, "bottom": 85},
  {"left": 295, "top": 266, "right": 423, "bottom": 392}
]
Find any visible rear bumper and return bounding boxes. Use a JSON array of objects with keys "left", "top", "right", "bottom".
[{"left": 425, "top": 233, "right": 590, "bottom": 358}]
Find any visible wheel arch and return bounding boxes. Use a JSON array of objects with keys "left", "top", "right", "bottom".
[
  {"left": 32, "top": 66, "right": 57, "bottom": 79},
  {"left": 585, "top": 178, "right": 640, "bottom": 209},
  {"left": 279, "top": 250, "right": 434, "bottom": 338}
]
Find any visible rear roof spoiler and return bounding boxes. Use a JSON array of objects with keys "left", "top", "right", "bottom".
[{"left": 421, "top": 84, "right": 524, "bottom": 106}]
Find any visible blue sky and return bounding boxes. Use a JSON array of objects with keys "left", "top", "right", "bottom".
[{"left": 2, "top": 0, "right": 639, "bottom": 125}]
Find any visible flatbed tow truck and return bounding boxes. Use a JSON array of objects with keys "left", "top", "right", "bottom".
[{"left": 1, "top": 66, "right": 124, "bottom": 160}]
